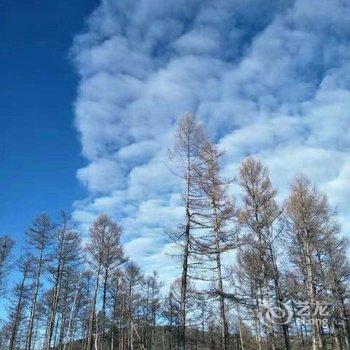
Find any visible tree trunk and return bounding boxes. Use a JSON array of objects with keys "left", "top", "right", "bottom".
[
  {"left": 101, "top": 268, "right": 109, "bottom": 349},
  {"left": 303, "top": 229, "right": 320, "bottom": 350},
  {"left": 216, "top": 249, "right": 228, "bottom": 349},
  {"left": 9, "top": 270, "right": 28, "bottom": 350},
  {"left": 180, "top": 201, "right": 190, "bottom": 350},
  {"left": 253, "top": 299, "right": 262, "bottom": 350},
  {"left": 25, "top": 247, "right": 44, "bottom": 350},
  {"left": 88, "top": 264, "right": 101, "bottom": 350},
  {"left": 45, "top": 262, "right": 63, "bottom": 350},
  {"left": 270, "top": 244, "right": 290, "bottom": 350},
  {"left": 63, "top": 272, "right": 82, "bottom": 350}
]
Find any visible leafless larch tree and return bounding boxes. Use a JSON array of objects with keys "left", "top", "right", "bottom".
[{"left": 0, "top": 116, "right": 349, "bottom": 350}]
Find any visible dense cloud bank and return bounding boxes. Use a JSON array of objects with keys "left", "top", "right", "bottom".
[{"left": 72, "top": 0, "right": 350, "bottom": 284}]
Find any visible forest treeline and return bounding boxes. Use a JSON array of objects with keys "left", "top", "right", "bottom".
[{"left": 0, "top": 115, "right": 349, "bottom": 350}]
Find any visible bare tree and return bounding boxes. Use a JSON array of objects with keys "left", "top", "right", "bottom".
[
  {"left": 86, "top": 214, "right": 125, "bottom": 350},
  {"left": 162, "top": 280, "right": 182, "bottom": 349},
  {"left": 44, "top": 211, "right": 82, "bottom": 350},
  {"left": 194, "top": 141, "right": 237, "bottom": 349},
  {"left": 24, "top": 214, "right": 55, "bottom": 350},
  {"left": 0, "top": 235, "right": 15, "bottom": 296},
  {"left": 162, "top": 278, "right": 199, "bottom": 349},
  {"left": 2, "top": 151, "right": 350, "bottom": 350},
  {"left": 238, "top": 157, "right": 290, "bottom": 350},
  {"left": 285, "top": 175, "right": 335, "bottom": 350},
  {"left": 169, "top": 114, "right": 206, "bottom": 350},
  {"left": 8, "top": 254, "right": 33, "bottom": 350},
  {"left": 324, "top": 235, "right": 350, "bottom": 349},
  {"left": 142, "top": 271, "right": 163, "bottom": 350}
]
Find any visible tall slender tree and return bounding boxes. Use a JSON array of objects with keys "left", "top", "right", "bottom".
[
  {"left": 324, "top": 235, "right": 350, "bottom": 349},
  {"left": 86, "top": 214, "right": 125, "bottom": 350},
  {"left": 8, "top": 254, "right": 33, "bottom": 350},
  {"left": 194, "top": 141, "right": 237, "bottom": 350},
  {"left": 285, "top": 175, "right": 347, "bottom": 350},
  {"left": 25, "top": 214, "right": 55, "bottom": 350},
  {"left": 0, "top": 235, "right": 15, "bottom": 296},
  {"left": 44, "top": 211, "right": 82, "bottom": 350},
  {"left": 169, "top": 114, "right": 206, "bottom": 350},
  {"left": 238, "top": 157, "right": 290, "bottom": 350}
]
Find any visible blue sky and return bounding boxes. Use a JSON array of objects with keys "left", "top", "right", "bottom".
[
  {"left": 0, "top": 0, "right": 97, "bottom": 244},
  {"left": 1, "top": 0, "right": 350, "bottom": 289}
]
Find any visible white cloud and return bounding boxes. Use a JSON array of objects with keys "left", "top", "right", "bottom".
[
  {"left": 77, "top": 158, "right": 125, "bottom": 193},
  {"left": 72, "top": 0, "right": 350, "bottom": 287}
]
